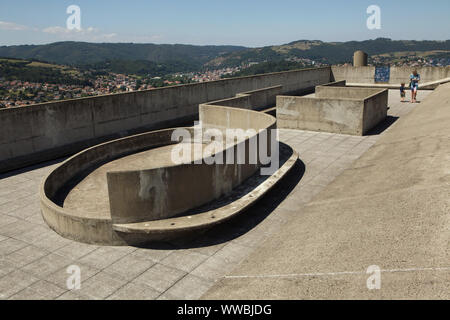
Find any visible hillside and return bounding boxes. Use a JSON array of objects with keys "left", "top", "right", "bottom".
[
  {"left": 222, "top": 60, "right": 314, "bottom": 78},
  {"left": 1, "top": 39, "right": 449, "bottom": 78},
  {"left": 81, "top": 59, "right": 199, "bottom": 77},
  {"left": 0, "top": 42, "right": 247, "bottom": 66},
  {"left": 0, "top": 57, "right": 90, "bottom": 85},
  {"left": 207, "top": 38, "right": 450, "bottom": 67}
]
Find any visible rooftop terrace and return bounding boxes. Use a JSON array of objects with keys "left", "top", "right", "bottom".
[{"left": 2, "top": 85, "right": 447, "bottom": 299}]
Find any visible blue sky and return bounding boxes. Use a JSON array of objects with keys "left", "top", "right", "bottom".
[{"left": 1, "top": 0, "right": 449, "bottom": 46}]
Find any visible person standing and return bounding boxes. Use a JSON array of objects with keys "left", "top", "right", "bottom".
[
  {"left": 400, "top": 83, "right": 406, "bottom": 102},
  {"left": 410, "top": 70, "right": 420, "bottom": 103}
]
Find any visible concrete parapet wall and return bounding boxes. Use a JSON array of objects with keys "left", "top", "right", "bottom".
[
  {"left": 237, "top": 86, "right": 283, "bottom": 110},
  {"left": 208, "top": 95, "right": 252, "bottom": 109},
  {"left": 199, "top": 85, "right": 282, "bottom": 128},
  {"left": 332, "top": 66, "right": 450, "bottom": 85},
  {"left": 0, "top": 67, "right": 330, "bottom": 173},
  {"left": 332, "top": 66, "right": 376, "bottom": 84},
  {"left": 208, "top": 86, "right": 282, "bottom": 111},
  {"left": 389, "top": 66, "right": 450, "bottom": 84}
]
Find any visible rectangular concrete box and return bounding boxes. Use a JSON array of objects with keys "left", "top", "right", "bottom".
[{"left": 277, "top": 87, "right": 388, "bottom": 135}]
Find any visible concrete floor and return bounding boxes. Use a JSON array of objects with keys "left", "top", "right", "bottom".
[
  {"left": 63, "top": 142, "right": 206, "bottom": 218},
  {"left": 0, "top": 90, "right": 432, "bottom": 300},
  {"left": 203, "top": 87, "right": 449, "bottom": 299}
]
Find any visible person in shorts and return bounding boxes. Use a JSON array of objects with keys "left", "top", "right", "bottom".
[
  {"left": 400, "top": 83, "right": 406, "bottom": 102},
  {"left": 410, "top": 70, "right": 420, "bottom": 103}
]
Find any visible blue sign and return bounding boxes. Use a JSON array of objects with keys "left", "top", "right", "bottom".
[{"left": 375, "top": 66, "right": 390, "bottom": 83}]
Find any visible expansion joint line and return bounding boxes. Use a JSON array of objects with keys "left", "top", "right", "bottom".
[{"left": 223, "top": 267, "right": 450, "bottom": 279}]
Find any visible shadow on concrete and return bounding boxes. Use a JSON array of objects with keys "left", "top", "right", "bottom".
[
  {"left": 137, "top": 156, "right": 306, "bottom": 250},
  {"left": 366, "top": 115, "right": 399, "bottom": 136},
  {"left": 0, "top": 157, "right": 68, "bottom": 180},
  {"left": 0, "top": 119, "right": 198, "bottom": 176}
]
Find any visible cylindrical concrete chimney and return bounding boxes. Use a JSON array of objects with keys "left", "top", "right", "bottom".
[{"left": 353, "top": 50, "right": 368, "bottom": 67}]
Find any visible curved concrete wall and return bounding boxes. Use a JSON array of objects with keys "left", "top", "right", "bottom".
[
  {"left": 42, "top": 128, "right": 179, "bottom": 202},
  {"left": 40, "top": 128, "right": 186, "bottom": 245},
  {"left": 200, "top": 103, "right": 276, "bottom": 130},
  {"left": 107, "top": 105, "right": 276, "bottom": 224},
  {"left": 1, "top": 67, "right": 330, "bottom": 173},
  {"left": 41, "top": 85, "right": 280, "bottom": 244},
  {"left": 107, "top": 157, "right": 258, "bottom": 223},
  {"left": 207, "top": 86, "right": 282, "bottom": 111}
]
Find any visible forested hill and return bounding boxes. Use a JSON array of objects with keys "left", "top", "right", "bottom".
[
  {"left": 0, "top": 38, "right": 449, "bottom": 70},
  {"left": 0, "top": 42, "right": 247, "bottom": 66},
  {"left": 206, "top": 38, "right": 450, "bottom": 66}
]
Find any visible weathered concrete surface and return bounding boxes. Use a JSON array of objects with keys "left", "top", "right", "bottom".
[
  {"left": 347, "top": 77, "right": 450, "bottom": 90},
  {"left": 107, "top": 87, "right": 283, "bottom": 230},
  {"left": 353, "top": 51, "right": 368, "bottom": 67},
  {"left": 332, "top": 65, "right": 450, "bottom": 85},
  {"left": 209, "top": 86, "right": 282, "bottom": 111},
  {"left": 66, "top": 86, "right": 282, "bottom": 225},
  {"left": 112, "top": 145, "right": 298, "bottom": 239},
  {"left": 332, "top": 66, "right": 376, "bottom": 84},
  {"left": 0, "top": 90, "right": 430, "bottom": 300},
  {"left": 40, "top": 128, "right": 183, "bottom": 245},
  {"left": 320, "top": 80, "right": 346, "bottom": 87},
  {"left": 388, "top": 66, "right": 450, "bottom": 85},
  {"left": 277, "top": 87, "right": 388, "bottom": 135},
  {"left": 202, "top": 84, "right": 449, "bottom": 299},
  {"left": 315, "top": 86, "right": 383, "bottom": 99},
  {"left": 107, "top": 106, "right": 276, "bottom": 225},
  {"left": 63, "top": 143, "right": 201, "bottom": 218},
  {"left": 0, "top": 68, "right": 330, "bottom": 173},
  {"left": 420, "top": 77, "right": 450, "bottom": 89},
  {"left": 41, "top": 85, "right": 295, "bottom": 245}
]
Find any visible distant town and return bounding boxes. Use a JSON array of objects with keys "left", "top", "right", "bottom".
[
  {"left": 0, "top": 66, "right": 241, "bottom": 108},
  {"left": 369, "top": 52, "right": 450, "bottom": 67},
  {"left": 1, "top": 53, "right": 449, "bottom": 108}
]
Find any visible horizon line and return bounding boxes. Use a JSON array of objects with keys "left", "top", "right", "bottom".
[{"left": 1, "top": 38, "right": 449, "bottom": 48}]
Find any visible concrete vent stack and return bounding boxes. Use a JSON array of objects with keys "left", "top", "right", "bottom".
[{"left": 353, "top": 50, "right": 368, "bottom": 67}]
